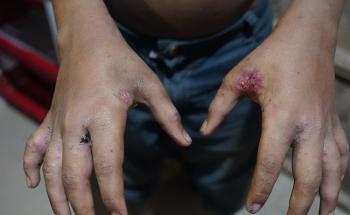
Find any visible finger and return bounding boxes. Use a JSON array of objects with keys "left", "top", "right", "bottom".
[
  {"left": 90, "top": 109, "right": 127, "bottom": 215},
  {"left": 43, "top": 134, "right": 71, "bottom": 215},
  {"left": 246, "top": 111, "right": 292, "bottom": 213},
  {"left": 201, "top": 76, "right": 241, "bottom": 136},
  {"left": 62, "top": 123, "right": 94, "bottom": 214},
  {"left": 334, "top": 116, "right": 350, "bottom": 179},
  {"left": 288, "top": 129, "right": 323, "bottom": 215},
  {"left": 23, "top": 113, "right": 52, "bottom": 188},
  {"left": 319, "top": 138, "right": 342, "bottom": 215},
  {"left": 146, "top": 87, "right": 191, "bottom": 146}
]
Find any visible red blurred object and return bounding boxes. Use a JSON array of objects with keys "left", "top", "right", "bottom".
[
  {"left": 0, "top": 32, "right": 58, "bottom": 84},
  {"left": 0, "top": 0, "right": 57, "bottom": 122},
  {"left": 0, "top": 75, "right": 47, "bottom": 122}
]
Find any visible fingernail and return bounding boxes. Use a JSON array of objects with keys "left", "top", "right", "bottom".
[
  {"left": 200, "top": 120, "right": 207, "bottom": 134},
  {"left": 329, "top": 211, "right": 335, "bottom": 215},
  {"left": 26, "top": 177, "right": 32, "bottom": 188},
  {"left": 182, "top": 130, "right": 192, "bottom": 145},
  {"left": 249, "top": 203, "right": 261, "bottom": 214},
  {"left": 341, "top": 174, "right": 345, "bottom": 181}
]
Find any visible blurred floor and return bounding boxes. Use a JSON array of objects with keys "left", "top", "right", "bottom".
[{"left": 0, "top": 95, "right": 348, "bottom": 215}]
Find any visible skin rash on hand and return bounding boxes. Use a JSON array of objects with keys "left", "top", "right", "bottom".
[
  {"left": 116, "top": 89, "right": 134, "bottom": 107},
  {"left": 235, "top": 68, "right": 263, "bottom": 97}
]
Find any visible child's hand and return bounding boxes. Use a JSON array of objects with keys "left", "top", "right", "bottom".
[
  {"left": 23, "top": 38, "right": 191, "bottom": 215},
  {"left": 201, "top": 24, "right": 349, "bottom": 215}
]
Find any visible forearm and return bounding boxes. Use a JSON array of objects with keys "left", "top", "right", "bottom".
[
  {"left": 52, "top": 0, "right": 125, "bottom": 57},
  {"left": 275, "top": 0, "right": 344, "bottom": 55}
]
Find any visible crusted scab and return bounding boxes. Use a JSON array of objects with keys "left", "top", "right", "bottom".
[
  {"left": 235, "top": 68, "right": 263, "bottom": 96},
  {"left": 116, "top": 89, "right": 134, "bottom": 107},
  {"left": 80, "top": 132, "right": 91, "bottom": 145}
]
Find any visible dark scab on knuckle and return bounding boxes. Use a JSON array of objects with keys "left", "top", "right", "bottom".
[{"left": 80, "top": 132, "right": 91, "bottom": 145}]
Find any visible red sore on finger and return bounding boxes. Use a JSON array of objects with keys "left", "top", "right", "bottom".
[
  {"left": 115, "top": 89, "right": 134, "bottom": 108},
  {"left": 235, "top": 68, "right": 263, "bottom": 96}
]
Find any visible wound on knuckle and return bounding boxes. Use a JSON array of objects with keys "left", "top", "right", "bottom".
[
  {"left": 234, "top": 68, "right": 263, "bottom": 97},
  {"left": 114, "top": 89, "right": 134, "bottom": 108}
]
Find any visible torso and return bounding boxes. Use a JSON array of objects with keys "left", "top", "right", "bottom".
[{"left": 105, "top": 0, "right": 260, "bottom": 39}]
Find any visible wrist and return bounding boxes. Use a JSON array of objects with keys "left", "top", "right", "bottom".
[{"left": 274, "top": 0, "right": 343, "bottom": 56}]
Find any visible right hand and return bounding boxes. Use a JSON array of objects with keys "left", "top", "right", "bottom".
[{"left": 23, "top": 36, "right": 192, "bottom": 215}]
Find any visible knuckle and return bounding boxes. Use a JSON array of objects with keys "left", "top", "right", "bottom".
[
  {"left": 208, "top": 103, "right": 216, "bottom": 114},
  {"left": 23, "top": 157, "right": 35, "bottom": 170},
  {"left": 95, "top": 160, "right": 114, "bottom": 179},
  {"left": 114, "top": 88, "right": 134, "bottom": 108},
  {"left": 322, "top": 191, "right": 337, "bottom": 204},
  {"left": 102, "top": 196, "right": 118, "bottom": 209},
  {"left": 259, "top": 157, "right": 279, "bottom": 176},
  {"left": 43, "top": 161, "right": 58, "bottom": 180},
  {"left": 26, "top": 135, "right": 47, "bottom": 154},
  {"left": 166, "top": 107, "right": 180, "bottom": 123},
  {"left": 299, "top": 113, "right": 323, "bottom": 130},
  {"left": 323, "top": 143, "right": 340, "bottom": 161},
  {"left": 102, "top": 197, "right": 126, "bottom": 214},
  {"left": 296, "top": 177, "right": 320, "bottom": 194},
  {"left": 73, "top": 206, "right": 94, "bottom": 215},
  {"left": 208, "top": 103, "right": 224, "bottom": 119},
  {"left": 62, "top": 167, "right": 79, "bottom": 189}
]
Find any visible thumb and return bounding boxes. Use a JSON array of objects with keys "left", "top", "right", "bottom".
[{"left": 201, "top": 67, "right": 262, "bottom": 135}]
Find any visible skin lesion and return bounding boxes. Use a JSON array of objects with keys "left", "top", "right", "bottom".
[
  {"left": 80, "top": 133, "right": 91, "bottom": 145},
  {"left": 114, "top": 89, "right": 134, "bottom": 108},
  {"left": 291, "top": 125, "right": 306, "bottom": 148},
  {"left": 235, "top": 68, "right": 263, "bottom": 97}
]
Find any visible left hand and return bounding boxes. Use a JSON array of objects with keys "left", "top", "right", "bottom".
[{"left": 201, "top": 25, "right": 349, "bottom": 215}]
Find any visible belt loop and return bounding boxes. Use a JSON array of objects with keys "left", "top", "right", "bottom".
[
  {"left": 157, "top": 40, "right": 179, "bottom": 58},
  {"left": 244, "top": 10, "right": 259, "bottom": 30}
]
